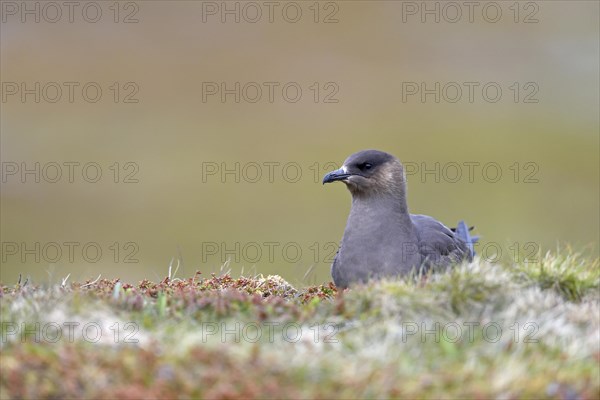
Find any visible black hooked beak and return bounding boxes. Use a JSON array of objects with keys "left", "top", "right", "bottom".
[{"left": 322, "top": 168, "right": 352, "bottom": 185}]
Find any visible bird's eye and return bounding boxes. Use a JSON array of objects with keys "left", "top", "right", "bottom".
[{"left": 358, "top": 162, "right": 372, "bottom": 171}]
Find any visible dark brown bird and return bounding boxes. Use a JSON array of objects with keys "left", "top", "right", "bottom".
[{"left": 323, "top": 149, "right": 477, "bottom": 288}]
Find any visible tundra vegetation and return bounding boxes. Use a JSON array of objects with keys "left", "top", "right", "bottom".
[{"left": 1, "top": 250, "right": 598, "bottom": 399}]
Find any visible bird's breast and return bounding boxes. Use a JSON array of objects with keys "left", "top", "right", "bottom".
[{"left": 338, "top": 206, "right": 422, "bottom": 279}]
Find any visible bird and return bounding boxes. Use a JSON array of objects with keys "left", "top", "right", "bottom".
[{"left": 322, "top": 149, "right": 478, "bottom": 288}]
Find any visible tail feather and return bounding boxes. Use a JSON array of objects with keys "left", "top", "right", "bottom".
[{"left": 455, "top": 220, "right": 478, "bottom": 258}]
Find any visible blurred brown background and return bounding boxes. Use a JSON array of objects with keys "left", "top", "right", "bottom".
[{"left": 1, "top": 1, "right": 598, "bottom": 286}]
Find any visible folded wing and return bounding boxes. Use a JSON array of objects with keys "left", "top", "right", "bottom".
[{"left": 410, "top": 214, "right": 475, "bottom": 268}]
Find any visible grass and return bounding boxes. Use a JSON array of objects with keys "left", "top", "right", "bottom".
[{"left": 1, "top": 250, "right": 599, "bottom": 399}]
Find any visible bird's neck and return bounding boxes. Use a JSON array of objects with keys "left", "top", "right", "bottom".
[
  {"left": 352, "top": 190, "right": 409, "bottom": 212},
  {"left": 343, "top": 194, "right": 416, "bottom": 255},
  {"left": 349, "top": 193, "right": 411, "bottom": 225}
]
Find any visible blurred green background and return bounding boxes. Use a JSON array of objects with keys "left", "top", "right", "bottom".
[{"left": 1, "top": 1, "right": 598, "bottom": 286}]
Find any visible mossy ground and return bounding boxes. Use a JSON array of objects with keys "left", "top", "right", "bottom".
[{"left": 1, "top": 251, "right": 598, "bottom": 399}]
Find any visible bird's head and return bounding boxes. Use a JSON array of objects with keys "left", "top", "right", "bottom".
[{"left": 322, "top": 150, "right": 406, "bottom": 198}]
